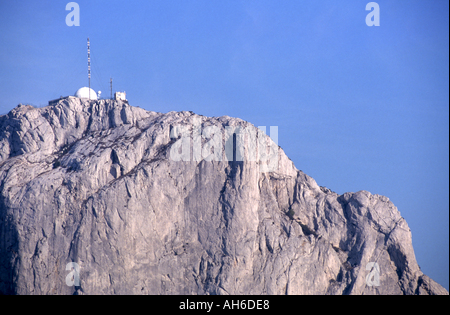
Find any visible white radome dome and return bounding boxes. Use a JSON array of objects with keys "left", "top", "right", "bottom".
[{"left": 74, "top": 87, "right": 98, "bottom": 100}]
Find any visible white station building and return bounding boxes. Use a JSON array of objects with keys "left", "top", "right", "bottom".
[{"left": 48, "top": 87, "right": 126, "bottom": 105}]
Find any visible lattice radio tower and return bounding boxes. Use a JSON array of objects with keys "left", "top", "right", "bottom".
[{"left": 87, "top": 38, "right": 91, "bottom": 100}]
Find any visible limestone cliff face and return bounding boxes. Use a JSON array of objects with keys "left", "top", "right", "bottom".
[{"left": 0, "top": 98, "right": 447, "bottom": 295}]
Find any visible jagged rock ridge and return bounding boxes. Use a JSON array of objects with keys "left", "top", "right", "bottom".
[{"left": 0, "top": 98, "right": 447, "bottom": 295}]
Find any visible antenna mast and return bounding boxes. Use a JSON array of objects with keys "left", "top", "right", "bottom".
[
  {"left": 87, "top": 37, "right": 91, "bottom": 100},
  {"left": 110, "top": 77, "right": 113, "bottom": 100}
]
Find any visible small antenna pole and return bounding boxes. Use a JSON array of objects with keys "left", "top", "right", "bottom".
[
  {"left": 110, "top": 77, "right": 113, "bottom": 101},
  {"left": 88, "top": 38, "right": 91, "bottom": 100}
]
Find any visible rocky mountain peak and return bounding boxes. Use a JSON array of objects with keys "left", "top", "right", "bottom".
[{"left": 0, "top": 98, "right": 447, "bottom": 295}]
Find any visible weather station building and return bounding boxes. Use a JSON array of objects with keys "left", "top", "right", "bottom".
[
  {"left": 48, "top": 87, "right": 99, "bottom": 106},
  {"left": 114, "top": 91, "right": 126, "bottom": 101}
]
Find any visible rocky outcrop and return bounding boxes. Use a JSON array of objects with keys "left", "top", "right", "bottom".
[{"left": 0, "top": 98, "right": 447, "bottom": 295}]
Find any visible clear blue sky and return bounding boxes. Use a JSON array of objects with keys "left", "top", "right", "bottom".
[{"left": 0, "top": 0, "right": 448, "bottom": 290}]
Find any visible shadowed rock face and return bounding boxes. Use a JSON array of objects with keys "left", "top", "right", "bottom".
[{"left": 0, "top": 99, "right": 447, "bottom": 295}]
